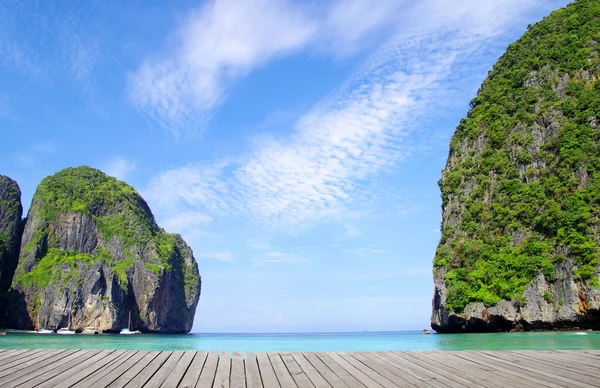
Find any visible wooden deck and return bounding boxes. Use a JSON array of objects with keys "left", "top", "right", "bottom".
[{"left": 0, "top": 349, "right": 598, "bottom": 387}]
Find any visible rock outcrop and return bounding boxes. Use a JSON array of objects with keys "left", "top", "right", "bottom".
[
  {"left": 0, "top": 176, "right": 24, "bottom": 322},
  {"left": 432, "top": 0, "right": 600, "bottom": 333},
  {"left": 7, "top": 167, "right": 201, "bottom": 333}
]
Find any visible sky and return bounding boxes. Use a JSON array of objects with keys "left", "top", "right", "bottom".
[{"left": 0, "top": 0, "right": 571, "bottom": 333}]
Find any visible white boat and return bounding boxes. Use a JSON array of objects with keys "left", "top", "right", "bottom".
[
  {"left": 57, "top": 304, "right": 75, "bottom": 335},
  {"left": 37, "top": 328, "right": 54, "bottom": 334},
  {"left": 120, "top": 311, "right": 138, "bottom": 335}
]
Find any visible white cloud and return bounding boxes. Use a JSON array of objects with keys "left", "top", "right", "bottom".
[
  {"left": 103, "top": 157, "right": 137, "bottom": 181},
  {"left": 161, "top": 211, "right": 213, "bottom": 234},
  {"left": 196, "top": 251, "right": 236, "bottom": 262},
  {"left": 343, "top": 225, "right": 361, "bottom": 237},
  {"left": 129, "top": 0, "right": 404, "bottom": 137},
  {"left": 252, "top": 251, "right": 307, "bottom": 266},
  {"left": 144, "top": 0, "right": 562, "bottom": 231}
]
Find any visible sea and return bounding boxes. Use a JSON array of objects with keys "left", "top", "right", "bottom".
[{"left": 1, "top": 331, "right": 600, "bottom": 352}]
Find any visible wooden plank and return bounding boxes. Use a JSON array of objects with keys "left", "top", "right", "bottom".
[
  {"left": 0, "top": 349, "right": 66, "bottom": 378},
  {"left": 402, "top": 352, "right": 483, "bottom": 388},
  {"left": 245, "top": 352, "right": 263, "bottom": 388},
  {"left": 544, "top": 351, "right": 600, "bottom": 368},
  {"left": 337, "top": 352, "right": 402, "bottom": 388},
  {"left": 280, "top": 352, "right": 315, "bottom": 388},
  {"left": 139, "top": 350, "right": 184, "bottom": 388},
  {"left": 196, "top": 351, "right": 219, "bottom": 388},
  {"left": 0, "top": 349, "right": 79, "bottom": 386},
  {"left": 213, "top": 352, "right": 231, "bottom": 388},
  {"left": 35, "top": 349, "right": 116, "bottom": 388},
  {"left": 256, "top": 352, "right": 281, "bottom": 388},
  {"left": 301, "top": 353, "right": 349, "bottom": 388},
  {"left": 106, "top": 351, "right": 160, "bottom": 388},
  {"left": 439, "top": 352, "right": 536, "bottom": 388},
  {"left": 505, "top": 351, "right": 599, "bottom": 378},
  {"left": 481, "top": 351, "right": 598, "bottom": 387},
  {"left": 269, "top": 352, "right": 298, "bottom": 388},
  {"left": 313, "top": 352, "right": 365, "bottom": 388},
  {"left": 290, "top": 353, "right": 332, "bottom": 388},
  {"left": 179, "top": 351, "right": 208, "bottom": 388},
  {"left": 3, "top": 349, "right": 95, "bottom": 388},
  {"left": 452, "top": 351, "right": 570, "bottom": 388},
  {"left": 0, "top": 348, "right": 45, "bottom": 367},
  {"left": 51, "top": 349, "right": 127, "bottom": 388},
  {"left": 325, "top": 352, "right": 383, "bottom": 388},
  {"left": 351, "top": 352, "right": 421, "bottom": 388},
  {"left": 0, "top": 348, "right": 30, "bottom": 363},
  {"left": 372, "top": 352, "right": 449, "bottom": 388},
  {"left": 123, "top": 350, "right": 173, "bottom": 388},
  {"left": 161, "top": 350, "right": 197, "bottom": 388},
  {"left": 72, "top": 350, "right": 142, "bottom": 388},
  {"left": 230, "top": 351, "right": 246, "bottom": 388}
]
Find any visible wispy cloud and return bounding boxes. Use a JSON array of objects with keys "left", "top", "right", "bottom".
[
  {"left": 102, "top": 156, "right": 137, "bottom": 181},
  {"left": 252, "top": 251, "right": 307, "bottom": 266},
  {"left": 343, "top": 225, "right": 362, "bottom": 237},
  {"left": 129, "top": 0, "right": 404, "bottom": 138},
  {"left": 145, "top": 0, "right": 559, "bottom": 231},
  {"left": 196, "top": 251, "right": 236, "bottom": 262}
]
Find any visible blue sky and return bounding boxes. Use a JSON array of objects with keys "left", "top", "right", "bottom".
[{"left": 1, "top": 0, "right": 570, "bottom": 333}]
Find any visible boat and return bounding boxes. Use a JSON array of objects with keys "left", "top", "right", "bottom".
[
  {"left": 37, "top": 315, "right": 53, "bottom": 334},
  {"left": 120, "top": 311, "right": 139, "bottom": 335},
  {"left": 0, "top": 331, "right": 5, "bottom": 335},
  {"left": 57, "top": 304, "right": 76, "bottom": 335},
  {"left": 422, "top": 329, "right": 431, "bottom": 334}
]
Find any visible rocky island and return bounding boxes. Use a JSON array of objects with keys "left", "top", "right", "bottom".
[
  {"left": 432, "top": 0, "right": 600, "bottom": 333},
  {"left": 0, "top": 167, "right": 201, "bottom": 333}
]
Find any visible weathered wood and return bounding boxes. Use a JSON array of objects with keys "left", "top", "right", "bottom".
[
  {"left": 245, "top": 352, "right": 263, "bottom": 388},
  {"left": 0, "top": 349, "right": 80, "bottom": 386},
  {"left": 122, "top": 351, "right": 173, "bottom": 388},
  {"left": 105, "top": 351, "right": 159, "bottom": 388},
  {"left": 256, "top": 352, "right": 281, "bottom": 388},
  {"left": 230, "top": 351, "right": 246, "bottom": 388},
  {"left": 161, "top": 351, "right": 198, "bottom": 388},
  {"left": 143, "top": 350, "right": 184, "bottom": 388},
  {"left": 325, "top": 352, "right": 384, "bottom": 388},
  {"left": 372, "top": 351, "right": 449, "bottom": 388},
  {"left": 213, "top": 352, "right": 231, "bottom": 388},
  {"left": 79, "top": 350, "right": 148, "bottom": 388},
  {"left": 178, "top": 351, "right": 208, "bottom": 388},
  {"left": 0, "top": 349, "right": 65, "bottom": 378},
  {"left": 453, "top": 351, "right": 570, "bottom": 388},
  {"left": 280, "top": 352, "right": 315, "bottom": 388},
  {"left": 0, "top": 348, "right": 598, "bottom": 388},
  {"left": 196, "top": 351, "right": 219, "bottom": 388},
  {"left": 301, "top": 352, "right": 350, "bottom": 388},
  {"left": 4, "top": 350, "right": 96, "bottom": 388},
  {"left": 350, "top": 352, "right": 419, "bottom": 388},
  {"left": 336, "top": 352, "right": 400, "bottom": 388},
  {"left": 290, "top": 353, "right": 332, "bottom": 388},
  {"left": 314, "top": 352, "right": 365, "bottom": 388},
  {"left": 51, "top": 349, "right": 126, "bottom": 388}
]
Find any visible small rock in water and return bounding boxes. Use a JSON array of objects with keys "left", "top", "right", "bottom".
[{"left": 422, "top": 329, "right": 431, "bottom": 334}]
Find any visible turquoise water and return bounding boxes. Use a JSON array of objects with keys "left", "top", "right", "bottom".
[{"left": 1, "top": 331, "right": 600, "bottom": 352}]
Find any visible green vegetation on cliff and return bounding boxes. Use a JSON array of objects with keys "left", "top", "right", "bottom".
[
  {"left": 15, "top": 167, "right": 190, "bottom": 289},
  {"left": 435, "top": 0, "right": 600, "bottom": 313}
]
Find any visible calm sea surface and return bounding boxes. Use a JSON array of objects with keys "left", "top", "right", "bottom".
[{"left": 1, "top": 331, "right": 600, "bottom": 352}]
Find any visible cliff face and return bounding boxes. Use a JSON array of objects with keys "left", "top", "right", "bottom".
[
  {"left": 0, "top": 176, "right": 24, "bottom": 319},
  {"left": 8, "top": 167, "right": 201, "bottom": 333},
  {"left": 432, "top": 0, "right": 600, "bottom": 333}
]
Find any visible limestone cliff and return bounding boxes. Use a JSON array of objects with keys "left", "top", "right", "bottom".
[
  {"left": 0, "top": 176, "right": 24, "bottom": 322},
  {"left": 432, "top": 0, "right": 600, "bottom": 332},
  {"left": 8, "top": 167, "right": 201, "bottom": 333}
]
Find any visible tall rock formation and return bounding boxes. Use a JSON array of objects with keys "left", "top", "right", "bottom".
[
  {"left": 432, "top": 0, "right": 600, "bottom": 333},
  {"left": 8, "top": 166, "right": 201, "bottom": 333},
  {"left": 0, "top": 176, "right": 23, "bottom": 317}
]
